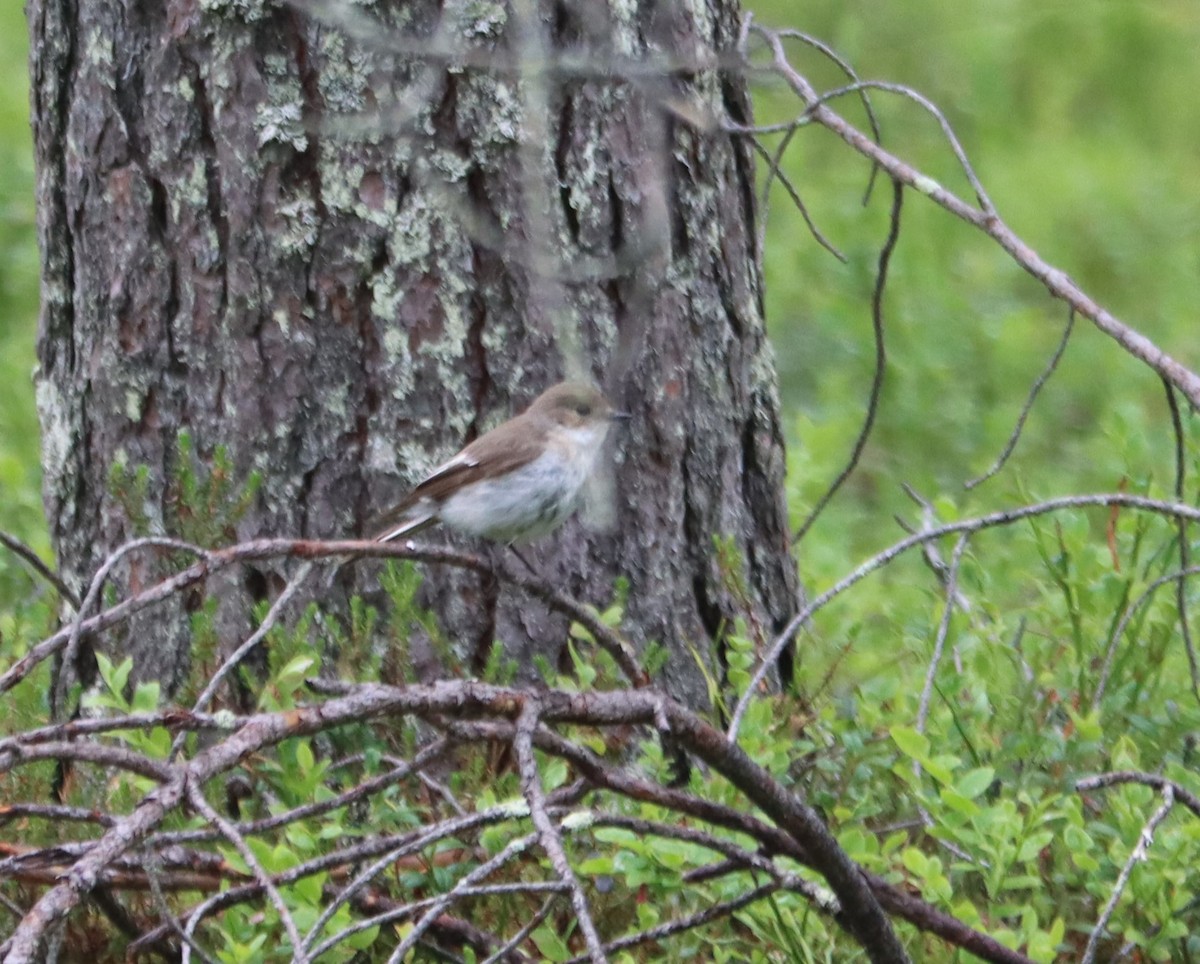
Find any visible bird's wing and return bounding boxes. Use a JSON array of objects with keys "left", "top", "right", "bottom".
[
  {"left": 416, "top": 450, "right": 481, "bottom": 490},
  {"left": 370, "top": 420, "right": 547, "bottom": 541},
  {"left": 408, "top": 420, "right": 546, "bottom": 502}
]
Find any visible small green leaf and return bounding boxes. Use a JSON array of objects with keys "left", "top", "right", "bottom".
[
  {"left": 531, "top": 926, "right": 570, "bottom": 962},
  {"left": 891, "top": 725, "right": 930, "bottom": 761},
  {"left": 940, "top": 788, "right": 981, "bottom": 816},
  {"left": 956, "top": 767, "right": 995, "bottom": 800}
]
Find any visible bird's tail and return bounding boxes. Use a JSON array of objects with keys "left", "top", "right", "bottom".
[
  {"left": 371, "top": 497, "right": 437, "bottom": 542},
  {"left": 374, "top": 514, "right": 436, "bottom": 542}
]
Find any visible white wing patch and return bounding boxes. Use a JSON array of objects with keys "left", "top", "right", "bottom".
[{"left": 420, "top": 451, "right": 479, "bottom": 486}]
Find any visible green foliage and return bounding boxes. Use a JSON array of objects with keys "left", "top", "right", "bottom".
[
  {"left": 105, "top": 431, "right": 263, "bottom": 546},
  {"left": 170, "top": 432, "right": 264, "bottom": 545},
  {"left": 379, "top": 561, "right": 445, "bottom": 683},
  {"left": 3, "top": 1, "right": 1200, "bottom": 960}
]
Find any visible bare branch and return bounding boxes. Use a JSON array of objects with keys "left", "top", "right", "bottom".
[
  {"left": 1080, "top": 784, "right": 1175, "bottom": 964},
  {"left": 1076, "top": 771, "right": 1200, "bottom": 821},
  {"left": 916, "top": 533, "right": 970, "bottom": 733},
  {"left": 793, "top": 178, "right": 901, "bottom": 544},
  {"left": 513, "top": 699, "right": 607, "bottom": 964},
  {"left": 0, "top": 537, "right": 648, "bottom": 698}
]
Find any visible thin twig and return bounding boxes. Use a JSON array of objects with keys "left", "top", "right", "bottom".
[
  {"left": 141, "top": 845, "right": 222, "bottom": 964},
  {"left": 773, "top": 27, "right": 883, "bottom": 203},
  {"left": 966, "top": 310, "right": 1075, "bottom": 489},
  {"left": 793, "top": 178, "right": 902, "bottom": 544},
  {"left": 916, "top": 534, "right": 970, "bottom": 733},
  {"left": 322, "top": 883, "right": 565, "bottom": 961},
  {"left": 897, "top": 484, "right": 973, "bottom": 622},
  {"left": 0, "top": 532, "right": 79, "bottom": 609},
  {"left": 157, "top": 740, "right": 450, "bottom": 847},
  {"left": 170, "top": 560, "right": 319, "bottom": 761},
  {"left": 1163, "top": 380, "right": 1200, "bottom": 704},
  {"left": 1092, "top": 564, "right": 1200, "bottom": 709},
  {"left": 53, "top": 537, "right": 209, "bottom": 718},
  {"left": 779, "top": 76, "right": 995, "bottom": 214},
  {"left": 0, "top": 537, "right": 648, "bottom": 698},
  {"left": 380, "top": 836, "right": 545, "bottom": 964},
  {"left": 747, "top": 132, "right": 847, "bottom": 263},
  {"left": 480, "top": 895, "right": 555, "bottom": 964},
  {"left": 184, "top": 783, "right": 310, "bottom": 964},
  {"left": 565, "top": 883, "right": 783, "bottom": 962},
  {"left": 748, "top": 24, "right": 1200, "bottom": 408},
  {"left": 1076, "top": 771, "right": 1200, "bottom": 821}
]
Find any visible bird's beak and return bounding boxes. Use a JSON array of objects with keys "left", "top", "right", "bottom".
[{"left": 609, "top": 409, "right": 632, "bottom": 422}]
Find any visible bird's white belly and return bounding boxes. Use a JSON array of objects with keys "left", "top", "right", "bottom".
[{"left": 439, "top": 446, "right": 593, "bottom": 543}]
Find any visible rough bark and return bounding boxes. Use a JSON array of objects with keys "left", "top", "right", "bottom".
[{"left": 30, "top": 0, "right": 797, "bottom": 707}]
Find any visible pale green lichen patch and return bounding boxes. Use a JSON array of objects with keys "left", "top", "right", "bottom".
[
  {"left": 392, "top": 439, "right": 438, "bottom": 481},
  {"left": 416, "top": 296, "right": 468, "bottom": 366},
  {"left": 315, "top": 32, "right": 370, "bottom": 114},
  {"left": 607, "top": 0, "right": 640, "bottom": 54},
  {"left": 317, "top": 158, "right": 387, "bottom": 229},
  {"left": 430, "top": 148, "right": 471, "bottom": 183},
  {"left": 176, "top": 157, "right": 209, "bottom": 219},
  {"left": 386, "top": 194, "right": 435, "bottom": 264},
  {"left": 456, "top": 0, "right": 508, "bottom": 39},
  {"left": 199, "top": 0, "right": 269, "bottom": 23},
  {"left": 366, "top": 434, "right": 398, "bottom": 474},
  {"left": 271, "top": 306, "right": 293, "bottom": 336},
  {"left": 380, "top": 326, "right": 413, "bottom": 376},
  {"left": 124, "top": 390, "right": 143, "bottom": 422},
  {"left": 256, "top": 54, "right": 307, "bottom": 151},
  {"left": 275, "top": 195, "right": 319, "bottom": 255},
  {"left": 80, "top": 22, "right": 115, "bottom": 84},
  {"left": 35, "top": 379, "right": 74, "bottom": 490},
  {"left": 912, "top": 173, "right": 942, "bottom": 197},
  {"left": 487, "top": 78, "right": 522, "bottom": 143},
  {"left": 257, "top": 100, "right": 306, "bottom": 151}
]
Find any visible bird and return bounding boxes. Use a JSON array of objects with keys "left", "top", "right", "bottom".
[{"left": 373, "top": 381, "right": 630, "bottom": 544}]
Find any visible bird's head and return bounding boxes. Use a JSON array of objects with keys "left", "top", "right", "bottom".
[{"left": 528, "top": 381, "right": 630, "bottom": 432}]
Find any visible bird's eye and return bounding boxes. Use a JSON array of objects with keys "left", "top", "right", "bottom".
[{"left": 575, "top": 403, "right": 591, "bottom": 416}]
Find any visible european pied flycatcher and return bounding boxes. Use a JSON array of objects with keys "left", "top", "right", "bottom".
[{"left": 373, "top": 382, "right": 629, "bottom": 544}]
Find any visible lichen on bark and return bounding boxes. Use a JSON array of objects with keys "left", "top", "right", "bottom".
[{"left": 31, "top": 0, "right": 798, "bottom": 708}]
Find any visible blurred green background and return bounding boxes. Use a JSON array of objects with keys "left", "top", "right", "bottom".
[
  {"left": 1, "top": 0, "right": 1198, "bottom": 565},
  {"left": 749, "top": 0, "right": 1200, "bottom": 570},
  {"left": 0, "top": 2, "right": 40, "bottom": 556}
]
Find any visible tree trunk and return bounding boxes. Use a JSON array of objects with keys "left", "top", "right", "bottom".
[{"left": 30, "top": 0, "right": 797, "bottom": 708}]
